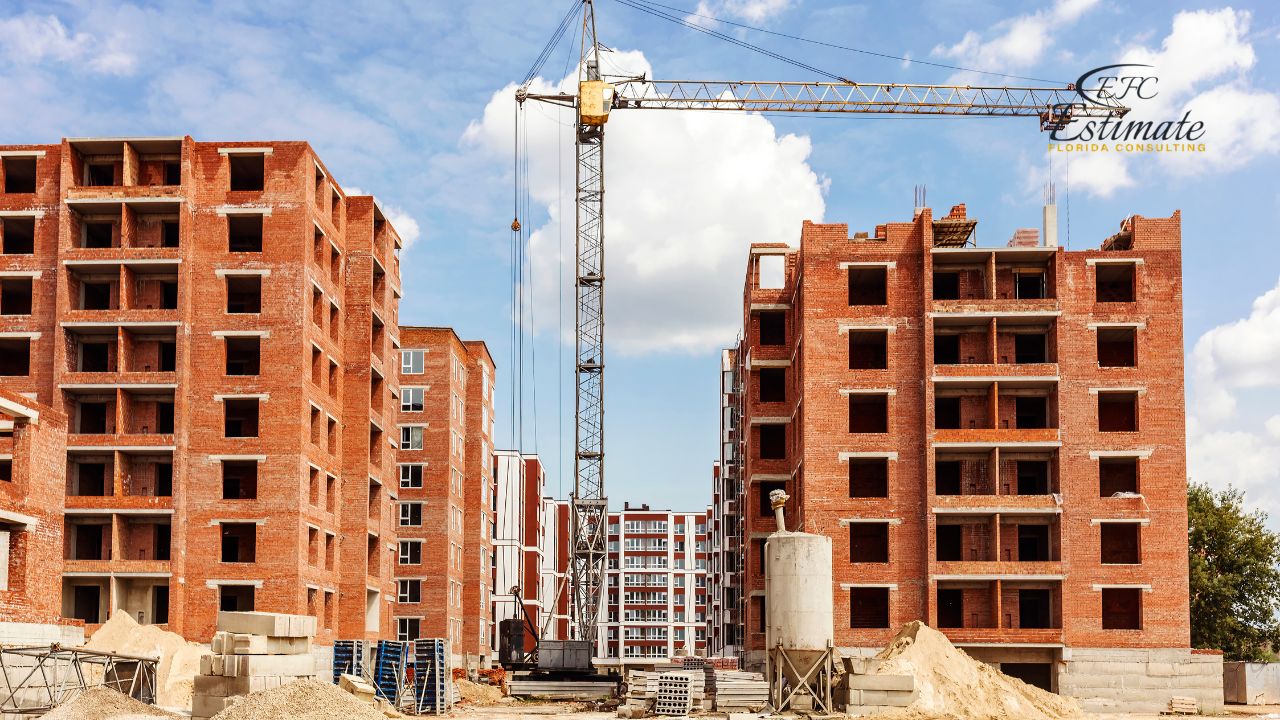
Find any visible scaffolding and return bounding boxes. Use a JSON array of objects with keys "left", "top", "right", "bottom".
[{"left": 0, "top": 644, "right": 158, "bottom": 715}]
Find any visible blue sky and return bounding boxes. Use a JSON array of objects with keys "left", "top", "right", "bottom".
[{"left": 4, "top": 0, "right": 1278, "bottom": 520}]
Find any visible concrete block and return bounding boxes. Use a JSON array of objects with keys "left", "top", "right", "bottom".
[
  {"left": 212, "top": 631, "right": 311, "bottom": 655},
  {"left": 193, "top": 674, "right": 296, "bottom": 697},
  {"left": 859, "top": 689, "right": 917, "bottom": 707},
  {"left": 192, "top": 694, "right": 237, "bottom": 717},
  {"left": 339, "top": 673, "right": 377, "bottom": 703},
  {"left": 842, "top": 657, "right": 883, "bottom": 675},
  {"left": 847, "top": 674, "right": 914, "bottom": 692},
  {"left": 203, "top": 653, "right": 316, "bottom": 678},
  {"left": 1146, "top": 662, "right": 1175, "bottom": 677},
  {"left": 216, "top": 611, "right": 316, "bottom": 638}
]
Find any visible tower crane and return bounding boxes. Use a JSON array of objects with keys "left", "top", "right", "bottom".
[{"left": 514, "top": 0, "right": 1128, "bottom": 672}]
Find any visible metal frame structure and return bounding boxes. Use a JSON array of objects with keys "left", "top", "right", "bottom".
[
  {"left": 0, "top": 645, "right": 158, "bottom": 715},
  {"left": 516, "top": 0, "right": 1131, "bottom": 668},
  {"left": 767, "top": 643, "right": 835, "bottom": 714}
]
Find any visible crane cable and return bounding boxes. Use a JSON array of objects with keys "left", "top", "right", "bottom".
[
  {"left": 521, "top": 0, "right": 583, "bottom": 89},
  {"left": 620, "top": 0, "right": 1070, "bottom": 85}
]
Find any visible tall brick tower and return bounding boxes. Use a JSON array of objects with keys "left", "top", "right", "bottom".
[
  {"left": 722, "top": 205, "right": 1219, "bottom": 712},
  {"left": 0, "top": 137, "right": 402, "bottom": 644}
]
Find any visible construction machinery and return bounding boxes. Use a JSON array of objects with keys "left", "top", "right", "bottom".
[{"left": 514, "top": 0, "right": 1129, "bottom": 673}]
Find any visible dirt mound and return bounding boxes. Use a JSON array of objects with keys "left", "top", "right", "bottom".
[
  {"left": 455, "top": 678, "right": 503, "bottom": 705},
  {"left": 44, "top": 686, "right": 177, "bottom": 720},
  {"left": 868, "top": 622, "right": 1083, "bottom": 720},
  {"left": 85, "top": 609, "right": 211, "bottom": 709},
  {"left": 210, "top": 678, "right": 388, "bottom": 720}
]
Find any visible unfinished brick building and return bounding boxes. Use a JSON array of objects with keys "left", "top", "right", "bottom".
[
  {"left": 723, "top": 204, "right": 1221, "bottom": 712},
  {"left": 0, "top": 137, "right": 403, "bottom": 644},
  {"left": 393, "top": 327, "right": 495, "bottom": 666}
]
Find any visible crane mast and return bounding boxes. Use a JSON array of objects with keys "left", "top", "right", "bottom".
[{"left": 515, "top": 0, "right": 1128, "bottom": 667}]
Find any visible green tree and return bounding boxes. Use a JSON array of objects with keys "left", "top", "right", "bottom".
[{"left": 1188, "top": 482, "right": 1280, "bottom": 661}]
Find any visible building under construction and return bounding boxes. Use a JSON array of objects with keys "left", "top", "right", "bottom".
[{"left": 711, "top": 202, "right": 1222, "bottom": 711}]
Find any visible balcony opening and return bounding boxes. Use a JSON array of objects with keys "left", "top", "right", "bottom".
[
  {"left": 229, "top": 154, "right": 265, "bottom": 191},
  {"left": 1017, "top": 525, "right": 1050, "bottom": 561},
  {"left": 223, "top": 398, "right": 260, "bottom": 438},
  {"left": 225, "top": 336, "right": 260, "bottom": 375},
  {"left": 850, "top": 587, "right": 889, "bottom": 629},
  {"left": 82, "top": 221, "right": 114, "bottom": 249},
  {"left": 1016, "top": 460, "right": 1050, "bottom": 495},
  {"left": 227, "top": 215, "right": 263, "bottom": 252},
  {"left": 77, "top": 402, "right": 110, "bottom": 434},
  {"left": 2, "top": 217, "right": 35, "bottom": 254},
  {"left": 1098, "top": 392, "right": 1138, "bottom": 432},
  {"left": 1099, "top": 457, "right": 1139, "bottom": 496},
  {"left": 758, "top": 367, "right": 785, "bottom": 403},
  {"left": 935, "top": 396, "right": 961, "bottom": 430},
  {"left": 936, "top": 524, "right": 962, "bottom": 561},
  {"left": 756, "top": 480, "right": 785, "bottom": 518},
  {"left": 81, "top": 282, "right": 113, "bottom": 311},
  {"left": 226, "top": 276, "right": 262, "bottom": 313},
  {"left": 850, "top": 394, "right": 888, "bottom": 433},
  {"left": 0, "top": 338, "right": 30, "bottom": 376},
  {"left": 85, "top": 162, "right": 115, "bottom": 187},
  {"left": 1096, "top": 264, "right": 1134, "bottom": 302},
  {"left": 72, "top": 462, "right": 107, "bottom": 496},
  {"left": 219, "top": 585, "right": 255, "bottom": 612},
  {"left": 71, "top": 585, "right": 102, "bottom": 624},
  {"left": 932, "top": 270, "right": 960, "bottom": 300},
  {"left": 850, "top": 522, "right": 889, "bottom": 563},
  {"left": 158, "top": 341, "right": 175, "bottom": 372},
  {"left": 155, "top": 462, "right": 172, "bottom": 496},
  {"left": 850, "top": 330, "right": 888, "bottom": 369},
  {"left": 220, "top": 523, "right": 257, "bottom": 562},
  {"left": 757, "top": 255, "right": 784, "bottom": 289},
  {"left": 1014, "top": 271, "right": 1046, "bottom": 299},
  {"left": 1014, "top": 333, "right": 1048, "bottom": 364},
  {"left": 0, "top": 460, "right": 8, "bottom": 481},
  {"left": 759, "top": 310, "right": 785, "bottom": 345},
  {"left": 1097, "top": 328, "right": 1137, "bottom": 367},
  {"left": 936, "top": 460, "right": 961, "bottom": 495},
  {"left": 1100, "top": 523, "right": 1140, "bottom": 564},
  {"left": 164, "top": 161, "right": 181, "bottom": 186},
  {"left": 154, "top": 400, "right": 174, "bottom": 433},
  {"left": 848, "top": 267, "right": 887, "bottom": 306},
  {"left": 757, "top": 424, "right": 785, "bottom": 460},
  {"left": 1018, "top": 589, "right": 1052, "bottom": 629},
  {"left": 71, "top": 522, "right": 107, "bottom": 560},
  {"left": 937, "top": 588, "right": 964, "bottom": 628},
  {"left": 933, "top": 333, "right": 960, "bottom": 365},
  {"left": 849, "top": 458, "right": 888, "bottom": 498},
  {"left": 330, "top": 189, "right": 341, "bottom": 228},
  {"left": 1003, "top": 664, "right": 1053, "bottom": 692},
  {"left": 1014, "top": 396, "right": 1048, "bottom": 429},
  {"left": 0, "top": 278, "right": 32, "bottom": 315},
  {"left": 3, "top": 157, "right": 36, "bottom": 193},
  {"left": 161, "top": 220, "right": 179, "bottom": 248},
  {"left": 157, "top": 280, "right": 178, "bottom": 310},
  {"left": 222, "top": 460, "right": 258, "bottom": 500},
  {"left": 1101, "top": 588, "right": 1142, "bottom": 629}
]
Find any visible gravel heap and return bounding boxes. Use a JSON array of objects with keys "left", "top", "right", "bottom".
[
  {"left": 43, "top": 686, "right": 177, "bottom": 720},
  {"left": 210, "top": 678, "right": 389, "bottom": 720}
]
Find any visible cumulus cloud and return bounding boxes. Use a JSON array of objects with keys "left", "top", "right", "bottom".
[
  {"left": 931, "top": 0, "right": 1101, "bottom": 80},
  {"left": 464, "top": 50, "right": 825, "bottom": 355},
  {"left": 687, "top": 0, "right": 796, "bottom": 26},
  {"left": 1189, "top": 277, "right": 1280, "bottom": 527},
  {"left": 0, "top": 13, "right": 135, "bottom": 75}
]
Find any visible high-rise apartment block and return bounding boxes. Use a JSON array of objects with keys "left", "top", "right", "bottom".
[
  {"left": 719, "top": 205, "right": 1217, "bottom": 710},
  {"left": 600, "top": 505, "right": 711, "bottom": 664},
  {"left": 393, "top": 327, "right": 495, "bottom": 665},
  {"left": 0, "top": 137, "right": 403, "bottom": 643}
]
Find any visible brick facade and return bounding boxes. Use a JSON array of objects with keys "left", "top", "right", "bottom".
[{"left": 0, "top": 137, "right": 402, "bottom": 643}]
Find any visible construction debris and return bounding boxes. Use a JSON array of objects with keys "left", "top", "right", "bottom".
[
  {"left": 850, "top": 622, "right": 1084, "bottom": 719},
  {"left": 42, "top": 686, "right": 176, "bottom": 720},
  {"left": 455, "top": 678, "right": 504, "bottom": 705},
  {"left": 208, "top": 678, "right": 390, "bottom": 720},
  {"left": 86, "top": 609, "right": 211, "bottom": 709},
  {"left": 192, "top": 611, "right": 318, "bottom": 720}
]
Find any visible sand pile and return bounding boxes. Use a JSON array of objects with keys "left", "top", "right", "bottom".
[
  {"left": 455, "top": 678, "right": 504, "bottom": 705},
  {"left": 85, "top": 610, "right": 212, "bottom": 709},
  {"left": 210, "top": 679, "right": 390, "bottom": 720},
  {"left": 44, "top": 686, "right": 178, "bottom": 720},
  {"left": 866, "top": 622, "right": 1083, "bottom": 720}
]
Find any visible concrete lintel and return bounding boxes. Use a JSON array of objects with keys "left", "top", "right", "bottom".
[
  {"left": 63, "top": 258, "right": 179, "bottom": 267},
  {"left": 0, "top": 270, "right": 41, "bottom": 278},
  {"left": 933, "top": 441, "right": 1062, "bottom": 449},
  {"left": 64, "top": 508, "right": 174, "bottom": 516},
  {"left": 211, "top": 330, "right": 270, "bottom": 339},
  {"left": 217, "top": 147, "right": 274, "bottom": 156},
  {"left": 928, "top": 311, "right": 1061, "bottom": 319},
  {"left": 214, "top": 268, "right": 271, "bottom": 278},
  {"left": 0, "top": 150, "right": 46, "bottom": 158},
  {"left": 750, "top": 359, "right": 791, "bottom": 368},
  {"left": 750, "top": 303, "right": 791, "bottom": 311},
  {"left": 838, "top": 323, "right": 897, "bottom": 334},
  {"left": 749, "top": 416, "right": 790, "bottom": 425},
  {"left": 1088, "top": 386, "right": 1147, "bottom": 395},
  {"left": 750, "top": 247, "right": 793, "bottom": 256},
  {"left": 66, "top": 197, "right": 181, "bottom": 207},
  {"left": 215, "top": 205, "right": 272, "bottom": 216},
  {"left": 838, "top": 518, "right": 903, "bottom": 526},
  {"left": 64, "top": 571, "right": 172, "bottom": 579},
  {"left": 0, "top": 508, "right": 38, "bottom": 529},
  {"left": 0, "top": 210, "right": 45, "bottom": 219},
  {"left": 838, "top": 261, "right": 897, "bottom": 269},
  {"left": 749, "top": 474, "right": 790, "bottom": 482},
  {"left": 59, "top": 383, "right": 177, "bottom": 391},
  {"left": 208, "top": 518, "right": 267, "bottom": 526},
  {"left": 839, "top": 583, "right": 898, "bottom": 590},
  {"left": 213, "top": 393, "right": 269, "bottom": 401},
  {"left": 204, "top": 579, "right": 265, "bottom": 588},
  {"left": 0, "top": 331, "right": 41, "bottom": 340},
  {"left": 208, "top": 454, "right": 267, "bottom": 462},
  {"left": 61, "top": 321, "right": 180, "bottom": 329},
  {"left": 839, "top": 388, "right": 897, "bottom": 396},
  {"left": 932, "top": 506, "right": 1061, "bottom": 515},
  {"left": 1088, "top": 449, "right": 1153, "bottom": 460},
  {"left": 0, "top": 394, "right": 40, "bottom": 424},
  {"left": 1087, "top": 321, "right": 1147, "bottom": 330},
  {"left": 933, "top": 574, "right": 1065, "bottom": 581},
  {"left": 67, "top": 445, "right": 175, "bottom": 452},
  {"left": 932, "top": 376, "right": 1059, "bottom": 384},
  {"left": 1086, "top": 257, "right": 1145, "bottom": 266},
  {"left": 1089, "top": 518, "right": 1151, "bottom": 526},
  {"left": 838, "top": 451, "right": 899, "bottom": 461},
  {"left": 1091, "top": 584, "right": 1153, "bottom": 592}
]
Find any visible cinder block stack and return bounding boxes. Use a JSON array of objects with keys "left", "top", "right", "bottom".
[
  {"left": 190, "top": 611, "right": 319, "bottom": 720},
  {"left": 842, "top": 658, "right": 918, "bottom": 715}
]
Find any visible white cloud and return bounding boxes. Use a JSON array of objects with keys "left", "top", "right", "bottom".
[
  {"left": 464, "top": 50, "right": 825, "bottom": 355},
  {"left": 1062, "top": 151, "right": 1135, "bottom": 198},
  {"left": 0, "top": 13, "right": 135, "bottom": 75},
  {"left": 688, "top": 0, "right": 796, "bottom": 26},
  {"left": 931, "top": 0, "right": 1101, "bottom": 79},
  {"left": 1189, "top": 277, "right": 1280, "bottom": 526}
]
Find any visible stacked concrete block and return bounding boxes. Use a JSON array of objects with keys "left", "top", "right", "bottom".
[
  {"left": 654, "top": 673, "right": 694, "bottom": 716},
  {"left": 1057, "top": 648, "right": 1224, "bottom": 714},
  {"left": 191, "top": 612, "right": 318, "bottom": 720},
  {"left": 842, "top": 659, "right": 917, "bottom": 716}
]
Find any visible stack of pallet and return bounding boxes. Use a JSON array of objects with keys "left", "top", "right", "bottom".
[
  {"left": 191, "top": 611, "right": 318, "bottom": 720},
  {"left": 705, "top": 669, "right": 768, "bottom": 711}
]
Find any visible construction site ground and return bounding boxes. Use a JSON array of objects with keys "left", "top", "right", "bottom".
[{"left": 448, "top": 702, "right": 1280, "bottom": 720}]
